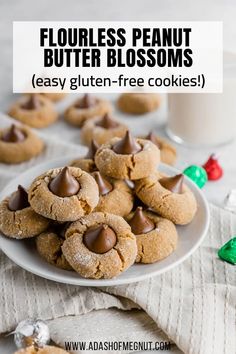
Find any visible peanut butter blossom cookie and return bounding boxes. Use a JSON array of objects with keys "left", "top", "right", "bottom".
[
  {"left": 8, "top": 94, "right": 58, "bottom": 128},
  {"left": 141, "top": 132, "right": 177, "bottom": 166},
  {"left": 80, "top": 113, "right": 128, "bottom": 145},
  {"left": 29, "top": 166, "right": 99, "bottom": 222},
  {"left": 64, "top": 94, "right": 112, "bottom": 127},
  {"left": 0, "top": 185, "right": 49, "bottom": 239},
  {"left": 95, "top": 131, "right": 160, "bottom": 180},
  {"left": 117, "top": 93, "right": 161, "bottom": 114},
  {"left": 14, "top": 346, "right": 69, "bottom": 354},
  {"left": 127, "top": 207, "right": 178, "bottom": 263},
  {"left": 62, "top": 212, "right": 137, "bottom": 279},
  {"left": 70, "top": 139, "right": 99, "bottom": 173},
  {"left": 36, "top": 223, "right": 73, "bottom": 270},
  {"left": 135, "top": 173, "right": 197, "bottom": 225},
  {"left": 92, "top": 171, "right": 134, "bottom": 216},
  {"left": 0, "top": 124, "right": 44, "bottom": 164}
]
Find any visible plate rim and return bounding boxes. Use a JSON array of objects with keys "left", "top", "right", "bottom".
[{"left": 0, "top": 155, "right": 210, "bottom": 287}]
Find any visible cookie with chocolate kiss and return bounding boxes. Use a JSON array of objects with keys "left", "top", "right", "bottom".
[
  {"left": 95, "top": 131, "right": 160, "bottom": 180},
  {"left": 80, "top": 113, "right": 128, "bottom": 146},
  {"left": 62, "top": 212, "right": 137, "bottom": 279},
  {"left": 64, "top": 94, "right": 112, "bottom": 127},
  {"left": 70, "top": 139, "right": 99, "bottom": 173},
  {"left": 117, "top": 93, "right": 161, "bottom": 115},
  {"left": 92, "top": 171, "right": 134, "bottom": 217},
  {"left": 139, "top": 132, "right": 177, "bottom": 166},
  {"left": 135, "top": 172, "right": 197, "bottom": 225},
  {"left": 8, "top": 94, "right": 58, "bottom": 128},
  {"left": 0, "top": 124, "right": 44, "bottom": 164},
  {"left": 0, "top": 185, "right": 49, "bottom": 239},
  {"left": 28, "top": 166, "right": 99, "bottom": 222},
  {"left": 126, "top": 208, "right": 178, "bottom": 264}
]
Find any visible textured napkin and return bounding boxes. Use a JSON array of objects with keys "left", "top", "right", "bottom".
[{"left": 0, "top": 114, "right": 236, "bottom": 354}]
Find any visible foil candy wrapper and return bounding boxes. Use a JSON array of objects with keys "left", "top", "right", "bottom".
[
  {"left": 14, "top": 319, "right": 50, "bottom": 349},
  {"left": 224, "top": 190, "right": 236, "bottom": 213}
]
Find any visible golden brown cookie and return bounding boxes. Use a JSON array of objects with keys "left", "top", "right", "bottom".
[
  {"left": 64, "top": 94, "right": 112, "bottom": 127},
  {"left": 29, "top": 166, "right": 99, "bottom": 222},
  {"left": 117, "top": 93, "right": 161, "bottom": 115},
  {"left": 95, "top": 131, "right": 160, "bottom": 180},
  {"left": 92, "top": 171, "right": 134, "bottom": 216},
  {"left": 14, "top": 346, "right": 69, "bottom": 354},
  {"left": 62, "top": 212, "right": 137, "bottom": 279},
  {"left": 126, "top": 207, "right": 178, "bottom": 263},
  {"left": 0, "top": 185, "right": 49, "bottom": 239},
  {"left": 140, "top": 132, "right": 177, "bottom": 165},
  {"left": 135, "top": 173, "right": 197, "bottom": 225},
  {"left": 36, "top": 225, "right": 72, "bottom": 270},
  {"left": 0, "top": 124, "right": 44, "bottom": 164},
  {"left": 70, "top": 140, "right": 98, "bottom": 173},
  {"left": 80, "top": 113, "right": 128, "bottom": 145},
  {"left": 40, "top": 93, "right": 67, "bottom": 102},
  {"left": 8, "top": 94, "right": 58, "bottom": 128}
]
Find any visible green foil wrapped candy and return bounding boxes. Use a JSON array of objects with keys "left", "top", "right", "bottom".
[
  {"left": 183, "top": 165, "right": 208, "bottom": 188},
  {"left": 218, "top": 237, "right": 236, "bottom": 265}
]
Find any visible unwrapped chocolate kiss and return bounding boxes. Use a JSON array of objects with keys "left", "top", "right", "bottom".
[
  {"left": 113, "top": 131, "right": 141, "bottom": 155},
  {"left": 128, "top": 207, "right": 155, "bottom": 235},
  {"left": 49, "top": 167, "right": 80, "bottom": 197},
  {"left": 83, "top": 224, "right": 117, "bottom": 254},
  {"left": 8, "top": 185, "right": 30, "bottom": 211},
  {"left": 159, "top": 174, "right": 184, "bottom": 194}
]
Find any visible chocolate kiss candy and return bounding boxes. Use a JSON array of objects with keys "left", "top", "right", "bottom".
[
  {"left": 159, "top": 174, "right": 184, "bottom": 194},
  {"left": 83, "top": 224, "right": 117, "bottom": 254},
  {"left": 2, "top": 124, "right": 25, "bottom": 143},
  {"left": 86, "top": 139, "right": 99, "bottom": 159},
  {"left": 183, "top": 165, "right": 208, "bottom": 189},
  {"left": 14, "top": 319, "right": 50, "bottom": 349},
  {"left": 96, "top": 113, "right": 119, "bottom": 129},
  {"left": 93, "top": 171, "right": 113, "bottom": 196},
  {"left": 8, "top": 185, "right": 30, "bottom": 211},
  {"left": 128, "top": 207, "right": 155, "bottom": 235},
  {"left": 21, "top": 95, "right": 41, "bottom": 110},
  {"left": 146, "top": 132, "right": 161, "bottom": 148},
  {"left": 75, "top": 94, "right": 96, "bottom": 109},
  {"left": 49, "top": 167, "right": 80, "bottom": 197},
  {"left": 113, "top": 131, "right": 141, "bottom": 155},
  {"left": 218, "top": 237, "right": 236, "bottom": 265},
  {"left": 203, "top": 154, "right": 223, "bottom": 181}
]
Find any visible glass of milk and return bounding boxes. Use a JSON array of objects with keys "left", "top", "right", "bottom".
[{"left": 167, "top": 53, "right": 236, "bottom": 146}]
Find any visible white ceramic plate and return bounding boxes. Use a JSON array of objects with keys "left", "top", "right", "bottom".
[{"left": 0, "top": 156, "right": 210, "bottom": 287}]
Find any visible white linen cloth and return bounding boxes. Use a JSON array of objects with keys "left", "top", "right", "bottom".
[{"left": 0, "top": 113, "right": 235, "bottom": 354}]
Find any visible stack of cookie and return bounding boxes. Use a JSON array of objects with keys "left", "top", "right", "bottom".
[{"left": 0, "top": 130, "right": 197, "bottom": 280}]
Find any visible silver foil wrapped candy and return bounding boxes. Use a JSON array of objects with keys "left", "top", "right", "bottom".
[
  {"left": 14, "top": 319, "right": 50, "bottom": 349},
  {"left": 224, "top": 189, "right": 236, "bottom": 213}
]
